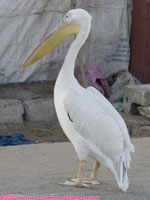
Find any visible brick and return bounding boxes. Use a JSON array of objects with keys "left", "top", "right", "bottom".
[
  {"left": 124, "top": 84, "right": 150, "bottom": 114},
  {"left": 0, "top": 99, "right": 24, "bottom": 123}
]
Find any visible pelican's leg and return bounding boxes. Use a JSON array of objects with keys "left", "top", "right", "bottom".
[
  {"left": 72, "top": 160, "right": 100, "bottom": 185},
  {"left": 83, "top": 160, "right": 100, "bottom": 184},
  {"left": 58, "top": 160, "right": 89, "bottom": 188}
]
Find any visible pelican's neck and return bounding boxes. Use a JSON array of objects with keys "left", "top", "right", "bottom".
[{"left": 58, "top": 22, "right": 91, "bottom": 80}]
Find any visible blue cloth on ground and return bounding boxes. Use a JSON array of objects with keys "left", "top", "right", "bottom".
[{"left": 0, "top": 133, "right": 37, "bottom": 146}]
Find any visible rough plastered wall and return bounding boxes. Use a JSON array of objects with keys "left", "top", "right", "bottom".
[{"left": 0, "top": 0, "right": 132, "bottom": 83}]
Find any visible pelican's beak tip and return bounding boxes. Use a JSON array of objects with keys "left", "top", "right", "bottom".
[{"left": 20, "top": 65, "right": 25, "bottom": 70}]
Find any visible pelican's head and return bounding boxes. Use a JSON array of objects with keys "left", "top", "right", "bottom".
[
  {"left": 22, "top": 9, "right": 92, "bottom": 69},
  {"left": 63, "top": 9, "right": 92, "bottom": 26}
]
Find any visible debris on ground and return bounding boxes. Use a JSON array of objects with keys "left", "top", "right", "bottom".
[
  {"left": 0, "top": 133, "right": 37, "bottom": 146},
  {"left": 108, "top": 70, "right": 141, "bottom": 111}
]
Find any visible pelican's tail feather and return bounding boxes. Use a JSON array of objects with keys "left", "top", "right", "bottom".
[
  {"left": 124, "top": 140, "right": 135, "bottom": 168},
  {"left": 117, "top": 153, "right": 129, "bottom": 192},
  {"left": 126, "top": 140, "right": 135, "bottom": 153}
]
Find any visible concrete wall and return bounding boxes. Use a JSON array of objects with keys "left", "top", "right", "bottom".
[{"left": 0, "top": 81, "right": 56, "bottom": 123}]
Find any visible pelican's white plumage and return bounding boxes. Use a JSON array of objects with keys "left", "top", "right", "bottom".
[
  {"left": 22, "top": 8, "right": 134, "bottom": 192},
  {"left": 54, "top": 9, "right": 134, "bottom": 191}
]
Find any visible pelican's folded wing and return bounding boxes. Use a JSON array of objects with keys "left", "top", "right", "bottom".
[{"left": 63, "top": 87, "right": 134, "bottom": 154}]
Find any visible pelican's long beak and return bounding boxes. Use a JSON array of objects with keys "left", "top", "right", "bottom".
[{"left": 21, "top": 22, "right": 80, "bottom": 69}]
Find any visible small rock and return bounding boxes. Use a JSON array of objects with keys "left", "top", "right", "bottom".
[{"left": 138, "top": 107, "right": 150, "bottom": 120}]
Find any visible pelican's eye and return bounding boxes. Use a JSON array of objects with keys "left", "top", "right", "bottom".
[{"left": 63, "top": 13, "right": 71, "bottom": 23}]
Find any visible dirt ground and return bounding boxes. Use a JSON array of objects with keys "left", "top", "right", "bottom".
[{"left": 0, "top": 121, "right": 68, "bottom": 143}]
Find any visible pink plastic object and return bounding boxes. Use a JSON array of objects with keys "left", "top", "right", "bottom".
[{"left": 75, "top": 65, "right": 110, "bottom": 97}]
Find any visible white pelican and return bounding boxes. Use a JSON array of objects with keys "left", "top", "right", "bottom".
[{"left": 22, "top": 9, "right": 134, "bottom": 191}]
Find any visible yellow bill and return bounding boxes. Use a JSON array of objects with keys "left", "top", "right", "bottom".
[{"left": 22, "top": 24, "right": 80, "bottom": 69}]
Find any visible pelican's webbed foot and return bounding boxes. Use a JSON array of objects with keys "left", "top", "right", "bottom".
[
  {"left": 58, "top": 179, "right": 89, "bottom": 188},
  {"left": 58, "top": 160, "right": 90, "bottom": 188},
  {"left": 71, "top": 177, "right": 100, "bottom": 185}
]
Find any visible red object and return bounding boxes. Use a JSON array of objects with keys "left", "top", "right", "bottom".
[{"left": 129, "top": 0, "right": 150, "bottom": 83}]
